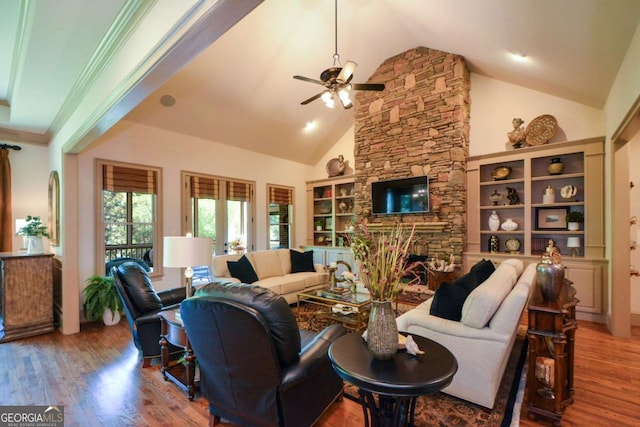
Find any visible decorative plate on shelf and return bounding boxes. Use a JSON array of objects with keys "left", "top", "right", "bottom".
[
  {"left": 318, "top": 201, "right": 332, "bottom": 214},
  {"left": 326, "top": 155, "right": 346, "bottom": 177},
  {"left": 525, "top": 114, "right": 558, "bottom": 146},
  {"left": 491, "top": 166, "right": 512, "bottom": 180},
  {"left": 505, "top": 238, "right": 521, "bottom": 253}
]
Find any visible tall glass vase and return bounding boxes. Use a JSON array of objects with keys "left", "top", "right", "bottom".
[{"left": 367, "top": 300, "right": 398, "bottom": 360}]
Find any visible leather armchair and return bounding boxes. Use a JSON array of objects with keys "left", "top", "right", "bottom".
[
  {"left": 111, "top": 262, "right": 186, "bottom": 367},
  {"left": 105, "top": 257, "right": 150, "bottom": 275},
  {"left": 181, "top": 282, "right": 346, "bottom": 427}
]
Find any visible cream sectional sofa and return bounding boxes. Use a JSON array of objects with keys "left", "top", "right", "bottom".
[
  {"left": 211, "top": 249, "right": 329, "bottom": 304},
  {"left": 396, "top": 259, "right": 536, "bottom": 409}
]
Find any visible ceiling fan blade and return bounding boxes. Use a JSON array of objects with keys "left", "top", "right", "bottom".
[
  {"left": 336, "top": 61, "right": 357, "bottom": 84},
  {"left": 351, "top": 83, "right": 385, "bottom": 91},
  {"left": 301, "top": 92, "right": 323, "bottom": 105},
  {"left": 293, "top": 75, "right": 325, "bottom": 85}
]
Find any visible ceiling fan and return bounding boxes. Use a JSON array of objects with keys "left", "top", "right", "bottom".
[{"left": 293, "top": 0, "right": 385, "bottom": 109}]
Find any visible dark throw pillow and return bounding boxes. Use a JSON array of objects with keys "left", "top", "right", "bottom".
[
  {"left": 227, "top": 255, "right": 259, "bottom": 284},
  {"left": 429, "top": 259, "right": 496, "bottom": 321},
  {"left": 457, "top": 258, "right": 496, "bottom": 293},
  {"left": 290, "top": 250, "right": 316, "bottom": 273},
  {"left": 429, "top": 281, "right": 469, "bottom": 321}
]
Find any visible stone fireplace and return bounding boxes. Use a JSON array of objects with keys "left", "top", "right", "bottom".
[{"left": 353, "top": 47, "right": 470, "bottom": 265}]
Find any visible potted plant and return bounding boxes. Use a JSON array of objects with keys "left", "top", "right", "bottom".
[
  {"left": 348, "top": 222, "right": 423, "bottom": 359},
  {"left": 565, "top": 211, "right": 584, "bottom": 231},
  {"left": 17, "top": 215, "right": 50, "bottom": 254},
  {"left": 83, "top": 275, "right": 123, "bottom": 325}
]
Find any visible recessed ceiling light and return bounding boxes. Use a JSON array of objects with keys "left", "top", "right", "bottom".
[
  {"left": 304, "top": 121, "right": 316, "bottom": 131},
  {"left": 510, "top": 52, "right": 528, "bottom": 63}
]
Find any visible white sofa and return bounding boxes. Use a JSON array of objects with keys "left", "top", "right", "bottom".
[
  {"left": 396, "top": 259, "right": 536, "bottom": 409},
  {"left": 211, "top": 249, "right": 329, "bottom": 304}
]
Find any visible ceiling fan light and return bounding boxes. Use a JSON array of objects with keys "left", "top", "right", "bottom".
[
  {"left": 338, "top": 89, "right": 352, "bottom": 107},
  {"left": 321, "top": 91, "right": 335, "bottom": 108}
]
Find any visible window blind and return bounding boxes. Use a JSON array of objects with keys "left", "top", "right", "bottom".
[
  {"left": 227, "top": 181, "right": 251, "bottom": 201},
  {"left": 269, "top": 186, "right": 293, "bottom": 205},
  {"left": 191, "top": 176, "right": 219, "bottom": 199},
  {"left": 102, "top": 165, "right": 157, "bottom": 194}
]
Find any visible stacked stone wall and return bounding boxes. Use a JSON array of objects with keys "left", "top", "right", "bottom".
[{"left": 353, "top": 47, "right": 470, "bottom": 261}]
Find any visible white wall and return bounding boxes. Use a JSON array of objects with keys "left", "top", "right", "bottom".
[
  {"left": 469, "top": 74, "right": 604, "bottom": 156},
  {"left": 77, "top": 121, "right": 312, "bottom": 291}
]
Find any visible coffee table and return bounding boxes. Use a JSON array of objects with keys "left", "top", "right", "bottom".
[
  {"left": 296, "top": 288, "right": 371, "bottom": 331},
  {"left": 328, "top": 332, "right": 458, "bottom": 427},
  {"left": 158, "top": 309, "right": 198, "bottom": 400}
]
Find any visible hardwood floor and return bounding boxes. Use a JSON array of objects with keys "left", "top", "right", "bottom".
[{"left": 0, "top": 320, "right": 638, "bottom": 426}]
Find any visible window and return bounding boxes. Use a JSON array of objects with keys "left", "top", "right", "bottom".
[
  {"left": 267, "top": 184, "right": 294, "bottom": 249},
  {"left": 98, "top": 161, "right": 162, "bottom": 275},
  {"left": 183, "top": 172, "right": 254, "bottom": 255}
]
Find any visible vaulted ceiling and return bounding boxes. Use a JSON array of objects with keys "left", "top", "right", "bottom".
[{"left": 2, "top": 0, "right": 640, "bottom": 164}]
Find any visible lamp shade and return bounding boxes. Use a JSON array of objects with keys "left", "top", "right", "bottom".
[
  {"left": 566, "top": 237, "right": 581, "bottom": 248},
  {"left": 163, "top": 236, "right": 213, "bottom": 268}
]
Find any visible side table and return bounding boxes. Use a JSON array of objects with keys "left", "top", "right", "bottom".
[
  {"left": 158, "top": 309, "right": 198, "bottom": 400},
  {"left": 525, "top": 279, "right": 578, "bottom": 426},
  {"left": 329, "top": 332, "right": 457, "bottom": 426}
]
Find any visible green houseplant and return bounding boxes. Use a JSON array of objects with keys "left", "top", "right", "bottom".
[
  {"left": 566, "top": 211, "right": 584, "bottom": 231},
  {"left": 17, "top": 215, "right": 50, "bottom": 254},
  {"left": 17, "top": 215, "right": 50, "bottom": 237},
  {"left": 83, "top": 275, "right": 123, "bottom": 325}
]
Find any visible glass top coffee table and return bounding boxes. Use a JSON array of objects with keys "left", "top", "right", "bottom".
[{"left": 296, "top": 288, "right": 371, "bottom": 331}]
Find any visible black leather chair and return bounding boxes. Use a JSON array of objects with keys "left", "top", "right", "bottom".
[
  {"left": 111, "top": 262, "right": 186, "bottom": 367},
  {"left": 181, "top": 282, "right": 346, "bottom": 427},
  {"left": 105, "top": 257, "right": 150, "bottom": 275}
]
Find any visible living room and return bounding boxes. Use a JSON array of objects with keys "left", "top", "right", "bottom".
[{"left": 1, "top": 0, "right": 640, "bottom": 424}]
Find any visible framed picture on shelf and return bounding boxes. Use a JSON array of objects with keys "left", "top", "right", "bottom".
[
  {"left": 536, "top": 207, "right": 568, "bottom": 230},
  {"left": 325, "top": 217, "right": 333, "bottom": 230}
]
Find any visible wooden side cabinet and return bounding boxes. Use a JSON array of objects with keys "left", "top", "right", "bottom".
[
  {"left": 525, "top": 279, "right": 578, "bottom": 426},
  {"left": 0, "top": 252, "right": 55, "bottom": 342}
]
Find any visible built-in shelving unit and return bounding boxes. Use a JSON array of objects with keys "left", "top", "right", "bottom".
[
  {"left": 305, "top": 176, "right": 357, "bottom": 274},
  {"left": 464, "top": 138, "right": 607, "bottom": 321}
]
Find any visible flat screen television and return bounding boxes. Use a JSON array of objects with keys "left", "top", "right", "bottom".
[{"left": 371, "top": 176, "right": 429, "bottom": 214}]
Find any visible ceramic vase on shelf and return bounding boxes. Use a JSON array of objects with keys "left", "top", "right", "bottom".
[
  {"left": 542, "top": 185, "right": 556, "bottom": 204},
  {"left": 501, "top": 218, "right": 518, "bottom": 231},
  {"left": 366, "top": 301, "right": 398, "bottom": 360},
  {"left": 489, "top": 235, "right": 499, "bottom": 253},
  {"left": 488, "top": 211, "right": 500, "bottom": 231},
  {"left": 547, "top": 157, "right": 564, "bottom": 175}
]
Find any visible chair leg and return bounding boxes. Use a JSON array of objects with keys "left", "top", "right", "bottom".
[
  {"left": 209, "top": 414, "right": 221, "bottom": 426},
  {"left": 142, "top": 357, "right": 152, "bottom": 368}
]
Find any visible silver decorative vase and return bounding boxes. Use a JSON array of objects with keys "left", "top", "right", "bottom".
[
  {"left": 535, "top": 240, "right": 565, "bottom": 303},
  {"left": 367, "top": 300, "right": 398, "bottom": 360}
]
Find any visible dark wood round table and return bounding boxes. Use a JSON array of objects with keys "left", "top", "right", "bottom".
[{"left": 328, "top": 332, "right": 458, "bottom": 427}]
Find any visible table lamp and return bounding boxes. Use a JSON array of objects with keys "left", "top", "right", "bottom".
[
  {"left": 566, "top": 237, "right": 581, "bottom": 257},
  {"left": 163, "top": 234, "right": 213, "bottom": 297}
]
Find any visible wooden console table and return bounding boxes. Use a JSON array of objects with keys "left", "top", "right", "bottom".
[
  {"left": 525, "top": 279, "right": 578, "bottom": 426},
  {"left": 0, "top": 252, "right": 54, "bottom": 342}
]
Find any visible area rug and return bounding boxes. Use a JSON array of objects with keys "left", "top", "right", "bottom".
[{"left": 294, "top": 303, "right": 527, "bottom": 427}]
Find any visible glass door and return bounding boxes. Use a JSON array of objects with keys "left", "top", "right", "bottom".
[{"left": 184, "top": 173, "right": 254, "bottom": 256}]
